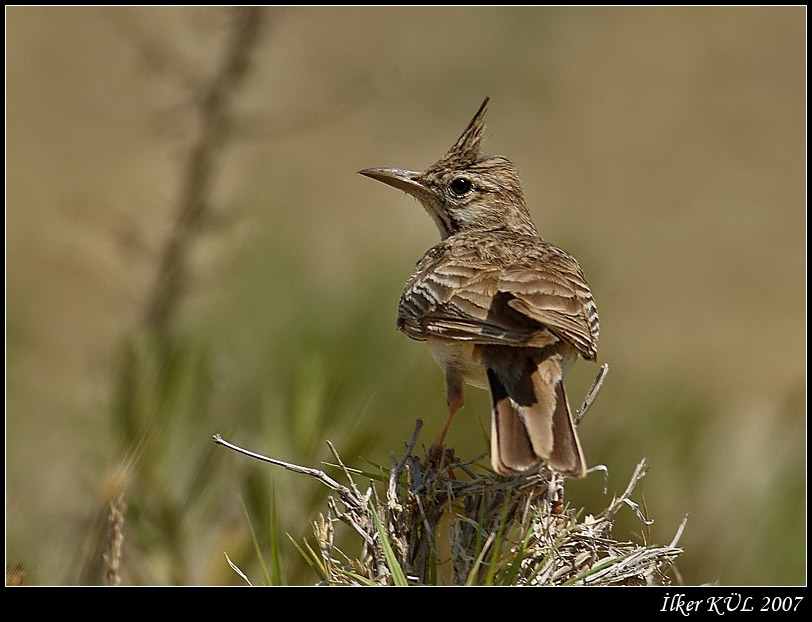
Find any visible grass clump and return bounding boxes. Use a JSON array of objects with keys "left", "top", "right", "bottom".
[{"left": 215, "top": 420, "right": 684, "bottom": 586}]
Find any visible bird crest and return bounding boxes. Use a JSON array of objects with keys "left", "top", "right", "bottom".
[{"left": 435, "top": 97, "right": 490, "bottom": 169}]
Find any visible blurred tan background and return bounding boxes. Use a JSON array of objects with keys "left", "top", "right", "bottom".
[{"left": 6, "top": 6, "right": 805, "bottom": 585}]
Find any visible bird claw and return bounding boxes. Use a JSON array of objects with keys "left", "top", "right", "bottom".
[{"left": 423, "top": 443, "right": 458, "bottom": 479}]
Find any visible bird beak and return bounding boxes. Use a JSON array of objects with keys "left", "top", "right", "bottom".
[{"left": 358, "top": 167, "right": 436, "bottom": 204}]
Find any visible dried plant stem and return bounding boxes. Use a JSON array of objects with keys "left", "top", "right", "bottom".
[
  {"left": 213, "top": 434, "right": 354, "bottom": 501},
  {"left": 103, "top": 493, "right": 127, "bottom": 586},
  {"left": 143, "top": 7, "right": 266, "bottom": 333},
  {"left": 575, "top": 363, "right": 609, "bottom": 425},
  {"left": 89, "top": 7, "right": 268, "bottom": 586}
]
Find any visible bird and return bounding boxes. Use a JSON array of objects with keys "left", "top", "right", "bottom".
[{"left": 359, "top": 98, "right": 599, "bottom": 478}]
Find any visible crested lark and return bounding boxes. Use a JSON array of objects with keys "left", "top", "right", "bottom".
[{"left": 360, "top": 98, "right": 599, "bottom": 478}]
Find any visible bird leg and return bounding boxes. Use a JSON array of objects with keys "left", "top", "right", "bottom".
[{"left": 427, "top": 373, "right": 464, "bottom": 464}]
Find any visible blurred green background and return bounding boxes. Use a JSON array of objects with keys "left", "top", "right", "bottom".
[{"left": 5, "top": 6, "right": 805, "bottom": 586}]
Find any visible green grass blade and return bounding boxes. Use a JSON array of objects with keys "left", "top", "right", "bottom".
[
  {"left": 240, "top": 495, "right": 272, "bottom": 586},
  {"left": 287, "top": 534, "right": 328, "bottom": 583},
  {"left": 483, "top": 495, "right": 512, "bottom": 586},
  {"left": 369, "top": 503, "right": 409, "bottom": 586},
  {"left": 268, "top": 488, "right": 283, "bottom": 586}
]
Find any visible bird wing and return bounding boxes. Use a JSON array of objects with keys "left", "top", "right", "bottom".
[
  {"left": 498, "top": 248, "right": 600, "bottom": 361},
  {"left": 397, "top": 237, "right": 599, "bottom": 360}
]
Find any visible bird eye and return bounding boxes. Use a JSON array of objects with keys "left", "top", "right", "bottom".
[{"left": 449, "top": 177, "right": 473, "bottom": 197}]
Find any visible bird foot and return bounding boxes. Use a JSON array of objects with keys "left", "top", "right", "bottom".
[{"left": 423, "top": 443, "right": 458, "bottom": 479}]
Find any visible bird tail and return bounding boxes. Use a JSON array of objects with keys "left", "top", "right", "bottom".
[{"left": 487, "top": 354, "right": 586, "bottom": 478}]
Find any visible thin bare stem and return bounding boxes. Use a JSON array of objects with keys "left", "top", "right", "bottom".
[
  {"left": 144, "top": 7, "right": 266, "bottom": 333},
  {"left": 213, "top": 434, "right": 352, "bottom": 500},
  {"left": 327, "top": 440, "right": 366, "bottom": 504},
  {"left": 669, "top": 514, "right": 690, "bottom": 549},
  {"left": 599, "top": 458, "right": 650, "bottom": 521},
  {"left": 575, "top": 363, "right": 609, "bottom": 425}
]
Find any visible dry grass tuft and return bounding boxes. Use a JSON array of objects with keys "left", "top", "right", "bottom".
[
  {"left": 215, "top": 364, "right": 683, "bottom": 586},
  {"left": 215, "top": 419, "right": 684, "bottom": 586}
]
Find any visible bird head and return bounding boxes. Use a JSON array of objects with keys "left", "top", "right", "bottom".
[{"left": 360, "top": 98, "right": 538, "bottom": 240}]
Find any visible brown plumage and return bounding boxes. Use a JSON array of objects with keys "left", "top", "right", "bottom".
[{"left": 360, "top": 98, "right": 599, "bottom": 477}]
